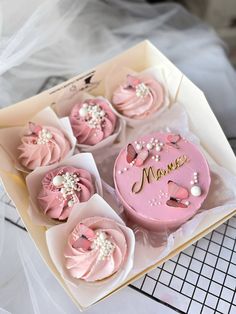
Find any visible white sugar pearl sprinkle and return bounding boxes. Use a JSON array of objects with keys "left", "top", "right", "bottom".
[
  {"left": 79, "top": 107, "right": 88, "bottom": 117},
  {"left": 52, "top": 175, "right": 64, "bottom": 187},
  {"left": 146, "top": 143, "right": 153, "bottom": 150},
  {"left": 68, "top": 200, "right": 74, "bottom": 207},
  {"left": 191, "top": 185, "right": 202, "bottom": 197},
  {"left": 156, "top": 145, "right": 161, "bottom": 152},
  {"left": 46, "top": 132, "right": 52, "bottom": 139}
]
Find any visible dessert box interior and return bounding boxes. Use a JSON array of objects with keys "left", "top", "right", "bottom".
[{"left": 0, "top": 40, "right": 236, "bottom": 311}]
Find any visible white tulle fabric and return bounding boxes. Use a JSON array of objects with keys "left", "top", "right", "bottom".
[{"left": 1, "top": 0, "right": 236, "bottom": 313}]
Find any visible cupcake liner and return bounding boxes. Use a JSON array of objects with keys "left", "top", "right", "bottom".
[
  {"left": 104, "top": 65, "right": 171, "bottom": 127},
  {"left": 0, "top": 107, "right": 76, "bottom": 173},
  {"left": 54, "top": 92, "right": 125, "bottom": 153},
  {"left": 26, "top": 153, "right": 103, "bottom": 227},
  {"left": 46, "top": 194, "right": 135, "bottom": 307}
]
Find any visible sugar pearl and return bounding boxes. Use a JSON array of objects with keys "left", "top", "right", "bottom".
[
  {"left": 46, "top": 132, "right": 52, "bottom": 139},
  {"left": 60, "top": 187, "right": 66, "bottom": 194},
  {"left": 79, "top": 107, "right": 88, "bottom": 117},
  {"left": 156, "top": 145, "right": 161, "bottom": 152},
  {"left": 52, "top": 175, "right": 64, "bottom": 187},
  {"left": 146, "top": 143, "right": 153, "bottom": 150},
  {"left": 100, "top": 110, "right": 105, "bottom": 117},
  {"left": 68, "top": 200, "right": 74, "bottom": 207},
  {"left": 136, "top": 143, "right": 142, "bottom": 151},
  {"left": 191, "top": 185, "right": 202, "bottom": 197}
]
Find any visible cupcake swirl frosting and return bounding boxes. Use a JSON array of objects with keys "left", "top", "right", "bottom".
[
  {"left": 18, "top": 122, "right": 71, "bottom": 170},
  {"left": 64, "top": 217, "right": 127, "bottom": 281},
  {"left": 37, "top": 166, "right": 95, "bottom": 221},
  {"left": 69, "top": 98, "right": 117, "bottom": 145},
  {"left": 112, "top": 74, "right": 164, "bottom": 119}
]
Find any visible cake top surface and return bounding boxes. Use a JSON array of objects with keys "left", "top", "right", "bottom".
[{"left": 114, "top": 132, "right": 211, "bottom": 224}]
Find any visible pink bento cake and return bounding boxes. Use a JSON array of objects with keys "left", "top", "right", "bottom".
[{"left": 114, "top": 131, "right": 211, "bottom": 230}]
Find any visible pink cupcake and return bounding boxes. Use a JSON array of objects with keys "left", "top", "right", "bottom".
[
  {"left": 112, "top": 74, "right": 164, "bottom": 120},
  {"left": 64, "top": 216, "right": 128, "bottom": 282},
  {"left": 18, "top": 122, "right": 71, "bottom": 170},
  {"left": 38, "top": 166, "right": 95, "bottom": 221},
  {"left": 69, "top": 98, "right": 117, "bottom": 145}
]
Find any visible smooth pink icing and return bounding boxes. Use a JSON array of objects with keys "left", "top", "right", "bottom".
[
  {"left": 112, "top": 74, "right": 164, "bottom": 119},
  {"left": 114, "top": 132, "right": 211, "bottom": 230},
  {"left": 69, "top": 98, "right": 117, "bottom": 145},
  {"left": 18, "top": 125, "right": 71, "bottom": 170},
  {"left": 37, "top": 166, "right": 95, "bottom": 221},
  {"left": 64, "top": 216, "right": 127, "bottom": 281}
]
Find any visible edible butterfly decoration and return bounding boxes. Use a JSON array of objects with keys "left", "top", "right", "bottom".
[
  {"left": 166, "top": 181, "right": 189, "bottom": 208},
  {"left": 28, "top": 122, "right": 42, "bottom": 135},
  {"left": 166, "top": 134, "right": 181, "bottom": 149},
  {"left": 126, "top": 75, "right": 141, "bottom": 89},
  {"left": 126, "top": 143, "right": 149, "bottom": 166},
  {"left": 72, "top": 223, "right": 96, "bottom": 251}
]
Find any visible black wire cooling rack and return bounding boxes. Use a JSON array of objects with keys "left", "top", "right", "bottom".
[
  {"left": 1, "top": 76, "right": 235, "bottom": 314},
  {"left": 130, "top": 217, "right": 236, "bottom": 314}
]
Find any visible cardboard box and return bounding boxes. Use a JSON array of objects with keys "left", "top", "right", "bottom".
[{"left": 0, "top": 40, "right": 235, "bottom": 310}]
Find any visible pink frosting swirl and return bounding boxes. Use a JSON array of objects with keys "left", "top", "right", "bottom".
[
  {"left": 69, "top": 98, "right": 117, "bottom": 145},
  {"left": 64, "top": 217, "right": 127, "bottom": 281},
  {"left": 37, "top": 166, "right": 95, "bottom": 221},
  {"left": 18, "top": 123, "right": 71, "bottom": 170},
  {"left": 112, "top": 74, "right": 164, "bottom": 119}
]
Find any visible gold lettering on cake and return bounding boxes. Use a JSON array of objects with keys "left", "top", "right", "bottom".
[{"left": 132, "top": 155, "right": 188, "bottom": 193}]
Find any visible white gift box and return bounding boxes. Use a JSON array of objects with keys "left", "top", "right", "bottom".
[{"left": 0, "top": 40, "right": 235, "bottom": 310}]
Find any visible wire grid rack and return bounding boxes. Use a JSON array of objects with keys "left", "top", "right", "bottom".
[
  {"left": 1, "top": 76, "right": 235, "bottom": 314},
  {"left": 130, "top": 218, "right": 236, "bottom": 314}
]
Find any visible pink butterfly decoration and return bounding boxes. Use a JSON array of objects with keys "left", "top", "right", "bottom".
[
  {"left": 166, "top": 133, "right": 181, "bottom": 149},
  {"left": 166, "top": 180, "right": 189, "bottom": 208},
  {"left": 126, "top": 75, "right": 141, "bottom": 88},
  {"left": 126, "top": 143, "right": 149, "bottom": 166},
  {"left": 28, "top": 122, "right": 42, "bottom": 135},
  {"left": 72, "top": 223, "right": 96, "bottom": 251}
]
